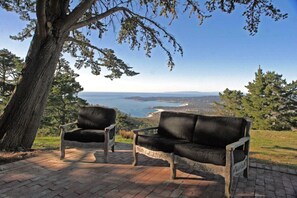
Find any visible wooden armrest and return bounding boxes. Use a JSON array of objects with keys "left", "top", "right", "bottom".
[
  {"left": 60, "top": 121, "right": 78, "bottom": 131},
  {"left": 105, "top": 124, "right": 116, "bottom": 132},
  {"left": 60, "top": 122, "right": 77, "bottom": 139},
  {"left": 132, "top": 127, "right": 158, "bottom": 134},
  {"left": 226, "top": 137, "right": 250, "bottom": 151}
]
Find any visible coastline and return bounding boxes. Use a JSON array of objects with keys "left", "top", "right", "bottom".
[
  {"left": 80, "top": 92, "right": 219, "bottom": 118},
  {"left": 147, "top": 103, "right": 189, "bottom": 118},
  {"left": 147, "top": 108, "right": 165, "bottom": 118}
]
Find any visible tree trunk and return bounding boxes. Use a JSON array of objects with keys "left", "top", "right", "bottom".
[{"left": 0, "top": 33, "right": 65, "bottom": 150}]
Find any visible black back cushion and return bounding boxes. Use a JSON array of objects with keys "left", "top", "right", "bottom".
[
  {"left": 77, "top": 106, "right": 116, "bottom": 130},
  {"left": 193, "top": 115, "right": 246, "bottom": 148},
  {"left": 158, "top": 111, "right": 197, "bottom": 141}
]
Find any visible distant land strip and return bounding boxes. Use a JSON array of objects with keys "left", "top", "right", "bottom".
[{"left": 126, "top": 96, "right": 220, "bottom": 115}]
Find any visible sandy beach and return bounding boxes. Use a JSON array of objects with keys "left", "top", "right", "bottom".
[
  {"left": 147, "top": 103, "right": 189, "bottom": 118},
  {"left": 147, "top": 108, "right": 165, "bottom": 118}
]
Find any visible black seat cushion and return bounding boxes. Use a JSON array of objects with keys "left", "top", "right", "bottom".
[
  {"left": 193, "top": 115, "right": 246, "bottom": 148},
  {"left": 77, "top": 106, "right": 116, "bottom": 130},
  {"left": 137, "top": 134, "right": 189, "bottom": 153},
  {"left": 174, "top": 143, "right": 246, "bottom": 166},
  {"left": 158, "top": 111, "right": 197, "bottom": 142},
  {"left": 64, "top": 128, "right": 112, "bottom": 143}
]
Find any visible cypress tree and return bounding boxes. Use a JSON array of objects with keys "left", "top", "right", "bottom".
[
  {"left": 284, "top": 80, "right": 297, "bottom": 129},
  {"left": 215, "top": 88, "right": 245, "bottom": 117},
  {"left": 242, "top": 67, "right": 292, "bottom": 130}
]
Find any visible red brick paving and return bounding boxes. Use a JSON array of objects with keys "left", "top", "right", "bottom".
[{"left": 0, "top": 143, "right": 296, "bottom": 198}]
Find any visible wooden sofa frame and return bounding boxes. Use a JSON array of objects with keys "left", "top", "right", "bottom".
[
  {"left": 132, "top": 121, "right": 251, "bottom": 198},
  {"left": 60, "top": 122, "right": 116, "bottom": 163},
  {"left": 173, "top": 121, "right": 251, "bottom": 198},
  {"left": 132, "top": 127, "right": 176, "bottom": 177}
]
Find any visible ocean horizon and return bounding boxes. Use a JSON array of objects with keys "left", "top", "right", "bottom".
[{"left": 78, "top": 91, "right": 219, "bottom": 117}]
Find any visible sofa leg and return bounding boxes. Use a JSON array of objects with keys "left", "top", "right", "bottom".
[
  {"left": 111, "top": 145, "right": 115, "bottom": 152},
  {"left": 103, "top": 148, "right": 108, "bottom": 163},
  {"left": 132, "top": 145, "right": 138, "bottom": 166},
  {"left": 60, "top": 141, "right": 65, "bottom": 160},
  {"left": 132, "top": 154, "right": 138, "bottom": 166},
  {"left": 170, "top": 163, "right": 176, "bottom": 180},
  {"left": 224, "top": 172, "right": 233, "bottom": 198},
  {"left": 244, "top": 159, "right": 249, "bottom": 178},
  {"left": 244, "top": 167, "right": 249, "bottom": 178},
  {"left": 170, "top": 153, "right": 176, "bottom": 179}
]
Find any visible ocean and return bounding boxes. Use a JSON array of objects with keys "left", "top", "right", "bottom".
[{"left": 79, "top": 92, "right": 218, "bottom": 117}]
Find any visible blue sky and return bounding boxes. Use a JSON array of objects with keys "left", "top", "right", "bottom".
[{"left": 0, "top": 1, "right": 296, "bottom": 93}]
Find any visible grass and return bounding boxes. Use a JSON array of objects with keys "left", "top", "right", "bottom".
[
  {"left": 115, "top": 135, "right": 133, "bottom": 144},
  {"left": 33, "top": 136, "right": 60, "bottom": 149},
  {"left": 250, "top": 130, "right": 297, "bottom": 168},
  {"left": 28, "top": 130, "right": 297, "bottom": 168},
  {"left": 32, "top": 135, "right": 133, "bottom": 149}
]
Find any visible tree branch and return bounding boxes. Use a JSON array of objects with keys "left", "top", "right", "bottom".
[
  {"left": 63, "top": 0, "right": 96, "bottom": 31},
  {"left": 66, "top": 36, "right": 107, "bottom": 56},
  {"left": 134, "top": 18, "right": 176, "bottom": 69},
  {"left": 70, "top": 6, "right": 127, "bottom": 30},
  {"left": 36, "top": 0, "right": 47, "bottom": 38},
  {"left": 122, "top": 9, "right": 183, "bottom": 57},
  {"left": 62, "top": 0, "right": 70, "bottom": 16},
  {"left": 70, "top": 5, "right": 182, "bottom": 55}
]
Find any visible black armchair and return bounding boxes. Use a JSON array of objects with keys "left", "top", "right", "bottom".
[{"left": 60, "top": 106, "right": 116, "bottom": 163}]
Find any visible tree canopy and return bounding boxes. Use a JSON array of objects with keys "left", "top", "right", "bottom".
[
  {"left": 215, "top": 88, "right": 245, "bottom": 117},
  {"left": 0, "top": 48, "right": 23, "bottom": 98},
  {"left": 0, "top": 0, "right": 287, "bottom": 74},
  {"left": 217, "top": 67, "right": 297, "bottom": 130}
]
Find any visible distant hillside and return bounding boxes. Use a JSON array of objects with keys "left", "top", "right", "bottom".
[
  {"left": 161, "top": 91, "right": 219, "bottom": 96},
  {"left": 127, "top": 96, "right": 220, "bottom": 115}
]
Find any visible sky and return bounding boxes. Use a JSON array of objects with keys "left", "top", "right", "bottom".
[{"left": 0, "top": 1, "right": 296, "bottom": 93}]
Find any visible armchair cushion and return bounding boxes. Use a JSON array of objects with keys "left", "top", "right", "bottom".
[
  {"left": 77, "top": 106, "right": 116, "bottom": 130},
  {"left": 174, "top": 143, "right": 246, "bottom": 166},
  {"left": 193, "top": 115, "right": 246, "bottom": 148},
  {"left": 137, "top": 134, "right": 189, "bottom": 153},
  {"left": 158, "top": 111, "right": 197, "bottom": 141},
  {"left": 64, "top": 128, "right": 113, "bottom": 143}
]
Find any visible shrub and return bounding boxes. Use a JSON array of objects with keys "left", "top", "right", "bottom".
[
  {"left": 119, "top": 130, "right": 134, "bottom": 139},
  {"left": 37, "top": 127, "right": 59, "bottom": 137}
]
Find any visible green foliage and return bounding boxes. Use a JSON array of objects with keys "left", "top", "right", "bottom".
[
  {"left": 0, "top": 49, "right": 23, "bottom": 97},
  {"left": 40, "top": 58, "right": 88, "bottom": 135},
  {"left": 116, "top": 111, "right": 136, "bottom": 131},
  {"left": 284, "top": 80, "right": 297, "bottom": 129},
  {"left": 215, "top": 88, "right": 245, "bottom": 117},
  {"left": 115, "top": 111, "right": 156, "bottom": 140},
  {"left": 116, "top": 110, "right": 155, "bottom": 132},
  {"left": 0, "top": 49, "right": 24, "bottom": 112},
  {"left": 243, "top": 68, "right": 292, "bottom": 130},
  {"left": 218, "top": 67, "right": 297, "bottom": 130}
]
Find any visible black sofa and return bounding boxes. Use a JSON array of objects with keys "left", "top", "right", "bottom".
[{"left": 132, "top": 111, "right": 251, "bottom": 198}]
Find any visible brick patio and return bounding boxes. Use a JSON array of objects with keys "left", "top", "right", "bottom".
[{"left": 0, "top": 143, "right": 296, "bottom": 198}]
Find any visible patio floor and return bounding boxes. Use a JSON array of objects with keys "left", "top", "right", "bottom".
[{"left": 0, "top": 143, "right": 296, "bottom": 198}]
